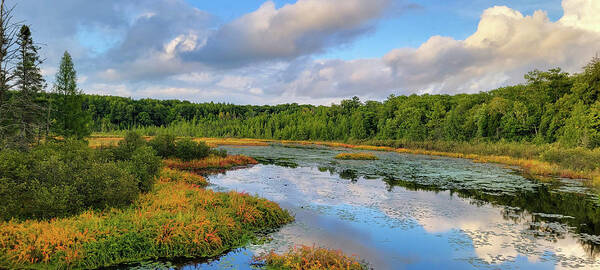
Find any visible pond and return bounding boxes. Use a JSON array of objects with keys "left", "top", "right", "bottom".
[{"left": 179, "top": 144, "right": 600, "bottom": 270}]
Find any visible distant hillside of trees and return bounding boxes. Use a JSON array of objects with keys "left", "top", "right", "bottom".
[{"left": 79, "top": 57, "right": 600, "bottom": 149}]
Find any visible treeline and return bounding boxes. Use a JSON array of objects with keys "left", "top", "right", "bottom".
[{"left": 87, "top": 58, "right": 600, "bottom": 149}]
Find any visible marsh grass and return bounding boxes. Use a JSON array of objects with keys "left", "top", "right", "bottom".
[
  {"left": 0, "top": 168, "right": 293, "bottom": 269},
  {"left": 164, "top": 155, "right": 258, "bottom": 173},
  {"left": 335, "top": 153, "right": 379, "bottom": 160},
  {"left": 256, "top": 245, "right": 368, "bottom": 270}
]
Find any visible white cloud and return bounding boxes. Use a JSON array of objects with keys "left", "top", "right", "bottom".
[
  {"left": 188, "top": 0, "right": 395, "bottom": 66},
  {"left": 278, "top": 0, "right": 600, "bottom": 100}
]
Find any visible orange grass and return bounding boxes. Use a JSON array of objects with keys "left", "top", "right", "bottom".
[
  {"left": 160, "top": 168, "right": 208, "bottom": 187},
  {"left": 256, "top": 245, "right": 367, "bottom": 270},
  {"left": 0, "top": 168, "right": 293, "bottom": 269},
  {"left": 193, "top": 137, "right": 270, "bottom": 147},
  {"left": 334, "top": 153, "right": 379, "bottom": 160},
  {"left": 164, "top": 155, "right": 258, "bottom": 171}
]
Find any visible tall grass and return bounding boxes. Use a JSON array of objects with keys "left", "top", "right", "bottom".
[
  {"left": 164, "top": 155, "right": 258, "bottom": 172},
  {"left": 0, "top": 169, "right": 293, "bottom": 269},
  {"left": 256, "top": 245, "right": 368, "bottom": 270}
]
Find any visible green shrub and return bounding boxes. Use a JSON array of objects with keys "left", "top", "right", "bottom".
[
  {"left": 0, "top": 141, "right": 141, "bottom": 221},
  {"left": 174, "top": 138, "right": 210, "bottom": 161},
  {"left": 124, "top": 146, "right": 162, "bottom": 193},
  {"left": 112, "top": 131, "right": 147, "bottom": 160},
  {"left": 148, "top": 134, "right": 177, "bottom": 158}
]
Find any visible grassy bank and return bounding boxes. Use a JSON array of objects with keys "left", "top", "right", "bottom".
[{"left": 0, "top": 167, "right": 293, "bottom": 269}]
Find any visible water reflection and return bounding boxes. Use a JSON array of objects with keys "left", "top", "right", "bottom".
[{"left": 198, "top": 145, "right": 600, "bottom": 269}]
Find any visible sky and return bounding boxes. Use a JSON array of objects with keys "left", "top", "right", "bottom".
[{"left": 12, "top": 0, "right": 600, "bottom": 105}]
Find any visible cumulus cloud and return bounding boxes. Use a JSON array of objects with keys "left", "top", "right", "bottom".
[
  {"left": 186, "top": 0, "right": 395, "bottom": 66},
  {"left": 278, "top": 0, "right": 600, "bottom": 100}
]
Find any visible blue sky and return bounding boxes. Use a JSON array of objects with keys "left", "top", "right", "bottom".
[{"left": 13, "top": 0, "right": 600, "bottom": 105}]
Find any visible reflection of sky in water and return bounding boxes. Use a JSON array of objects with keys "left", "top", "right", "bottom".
[
  {"left": 167, "top": 145, "right": 600, "bottom": 270},
  {"left": 191, "top": 163, "right": 600, "bottom": 270}
]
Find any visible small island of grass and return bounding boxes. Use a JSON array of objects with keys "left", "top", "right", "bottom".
[
  {"left": 335, "top": 153, "right": 379, "bottom": 160},
  {"left": 256, "top": 245, "right": 368, "bottom": 270}
]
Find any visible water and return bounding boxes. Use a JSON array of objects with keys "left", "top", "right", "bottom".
[{"left": 178, "top": 145, "right": 600, "bottom": 269}]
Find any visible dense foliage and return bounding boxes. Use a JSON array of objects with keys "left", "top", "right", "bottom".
[
  {"left": 85, "top": 58, "right": 600, "bottom": 150},
  {"left": 0, "top": 139, "right": 161, "bottom": 221},
  {"left": 147, "top": 134, "right": 226, "bottom": 160}
]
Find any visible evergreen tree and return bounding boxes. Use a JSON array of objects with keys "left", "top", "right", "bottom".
[
  {"left": 6, "top": 25, "right": 46, "bottom": 149},
  {"left": 52, "top": 51, "right": 91, "bottom": 139}
]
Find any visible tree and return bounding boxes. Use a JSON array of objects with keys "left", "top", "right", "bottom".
[
  {"left": 52, "top": 51, "right": 91, "bottom": 139},
  {"left": 5, "top": 25, "right": 46, "bottom": 149},
  {"left": 0, "top": 0, "right": 19, "bottom": 147}
]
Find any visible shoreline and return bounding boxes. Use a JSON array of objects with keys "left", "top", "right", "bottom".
[{"left": 89, "top": 135, "right": 600, "bottom": 188}]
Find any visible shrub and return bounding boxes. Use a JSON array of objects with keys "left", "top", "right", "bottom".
[
  {"left": 111, "top": 131, "right": 147, "bottom": 160},
  {"left": 124, "top": 146, "right": 162, "bottom": 193},
  {"left": 174, "top": 138, "right": 210, "bottom": 161},
  {"left": 0, "top": 141, "right": 140, "bottom": 221},
  {"left": 148, "top": 134, "right": 177, "bottom": 158}
]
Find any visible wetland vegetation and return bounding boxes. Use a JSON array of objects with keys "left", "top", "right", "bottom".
[{"left": 1, "top": 0, "right": 600, "bottom": 269}]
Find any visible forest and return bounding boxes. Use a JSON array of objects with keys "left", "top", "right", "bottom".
[{"left": 79, "top": 60, "right": 600, "bottom": 150}]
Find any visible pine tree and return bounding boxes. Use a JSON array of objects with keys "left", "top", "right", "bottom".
[
  {"left": 52, "top": 51, "right": 91, "bottom": 139},
  {"left": 6, "top": 25, "right": 46, "bottom": 148}
]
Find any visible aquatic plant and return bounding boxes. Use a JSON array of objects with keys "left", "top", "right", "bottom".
[
  {"left": 335, "top": 153, "right": 379, "bottom": 160},
  {"left": 256, "top": 245, "right": 368, "bottom": 270},
  {"left": 0, "top": 168, "right": 293, "bottom": 269}
]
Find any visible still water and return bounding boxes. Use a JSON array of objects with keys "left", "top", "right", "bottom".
[{"left": 180, "top": 144, "right": 600, "bottom": 270}]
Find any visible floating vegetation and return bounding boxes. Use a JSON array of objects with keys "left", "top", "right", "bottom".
[
  {"left": 254, "top": 156, "right": 299, "bottom": 168},
  {"left": 0, "top": 168, "right": 293, "bottom": 269},
  {"left": 255, "top": 245, "right": 368, "bottom": 270},
  {"left": 335, "top": 153, "right": 379, "bottom": 160}
]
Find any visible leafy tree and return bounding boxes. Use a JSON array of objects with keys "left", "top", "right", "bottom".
[{"left": 51, "top": 51, "right": 91, "bottom": 139}]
